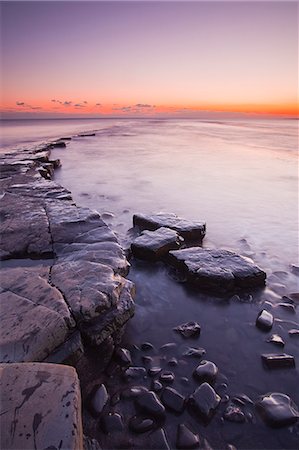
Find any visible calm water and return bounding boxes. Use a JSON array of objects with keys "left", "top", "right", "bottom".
[{"left": 1, "top": 118, "right": 299, "bottom": 449}]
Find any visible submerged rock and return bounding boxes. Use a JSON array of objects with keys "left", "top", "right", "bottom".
[
  {"left": 183, "top": 347, "right": 206, "bottom": 358},
  {"left": 174, "top": 322, "right": 201, "bottom": 338},
  {"left": 189, "top": 382, "right": 221, "bottom": 421},
  {"left": 256, "top": 310, "right": 274, "bottom": 331},
  {"left": 129, "top": 416, "right": 154, "bottom": 433},
  {"left": 89, "top": 384, "right": 109, "bottom": 416},
  {"left": 256, "top": 393, "right": 299, "bottom": 427},
  {"left": 161, "top": 386, "right": 185, "bottom": 413},
  {"left": 133, "top": 212, "right": 206, "bottom": 241},
  {"left": 114, "top": 347, "right": 132, "bottom": 367},
  {"left": 101, "top": 412, "right": 124, "bottom": 433},
  {"left": 159, "top": 371, "right": 175, "bottom": 383},
  {"left": 131, "top": 227, "right": 183, "bottom": 260},
  {"left": 223, "top": 405, "right": 246, "bottom": 423},
  {"left": 168, "top": 248, "right": 266, "bottom": 292},
  {"left": 135, "top": 390, "right": 166, "bottom": 418},
  {"left": 176, "top": 424, "right": 200, "bottom": 449},
  {"left": 123, "top": 367, "right": 147, "bottom": 380},
  {"left": 193, "top": 360, "right": 218, "bottom": 384},
  {"left": 261, "top": 353, "right": 295, "bottom": 369}
]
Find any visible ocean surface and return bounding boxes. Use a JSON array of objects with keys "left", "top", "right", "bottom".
[{"left": 1, "top": 118, "right": 299, "bottom": 449}]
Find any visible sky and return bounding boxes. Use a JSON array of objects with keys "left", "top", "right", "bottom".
[{"left": 1, "top": 1, "right": 298, "bottom": 118}]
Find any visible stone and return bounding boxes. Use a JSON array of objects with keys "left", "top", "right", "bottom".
[
  {"left": 78, "top": 133, "right": 96, "bottom": 137},
  {"left": 51, "top": 140, "right": 66, "bottom": 148},
  {"left": 289, "top": 329, "right": 299, "bottom": 337},
  {"left": 0, "top": 362, "right": 83, "bottom": 450},
  {"left": 121, "top": 386, "right": 148, "bottom": 399},
  {"left": 176, "top": 424, "right": 200, "bottom": 449},
  {"left": 129, "top": 416, "right": 154, "bottom": 433},
  {"left": 83, "top": 436, "right": 102, "bottom": 450},
  {"left": 161, "top": 387, "right": 185, "bottom": 413},
  {"left": 261, "top": 353, "right": 295, "bottom": 369},
  {"left": 169, "top": 248, "right": 266, "bottom": 292},
  {"left": 193, "top": 360, "right": 218, "bottom": 384},
  {"left": 131, "top": 227, "right": 183, "bottom": 260},
  {"left": 256, "top": 310, "right": 274, "bottom": 331},
  {"left": 183, "top": 347, "right": 206, "bottom": 358},
  {"left": 256, "top": 393, "right": 299, "bottom": 427},
  {"left": 141, "top": 342, "right": 154, "bottom": 351},
  {"left": 160, "top": 342, "right": 177, "bottom": 352},
  {"left": 174, "top": 322, "right": 201, "bottom": 338},
  {"left": 148, "top": 367, "right": 162, "bottom": 377},
  {"left": 152, "top": 380, "right": 163, "bottom": 392},
  {"left": 168, "top": 357, "right": 178, "bottom": 366},
  {"left": 290, "top": 264, "right": 299, "bottom": 275},
  {"left": 189, "top": 382, "right": 221, "bottom": 421},
  {"left": 89, "top": 384, "right": 109, "bottom": 416},
  {"left": 133, "top": 212, "right": 206, "bottom": 241},
  {"left": 223, "top": 405, "right": 246, "bottom": 423},
  {"left": 267, "top": 334, "right": 285, "bottom": 347},
  {"left": 135, "top": 391, "right": 166, "bottom": 418},
  {"left": 101, "top": 412, "right": 124, "bottom": 433},
  {"left": 277, "top": 302, "right": 296, "bottom": 313},
  {"left": 114, "top": 347, "right": 132, "bottom": 367},
  {"left": 159, "top": 371, "right": 175, "bottom": 383},
  {"left": 123, "top": 367, "right": 147, "bottom": 380},
  {"left": 148, "top": 429, "right": 170, "bottom": 450}
]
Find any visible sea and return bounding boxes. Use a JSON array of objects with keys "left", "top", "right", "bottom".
[{"left": 1, "top": 117, "right": 299, "bottom": 449}]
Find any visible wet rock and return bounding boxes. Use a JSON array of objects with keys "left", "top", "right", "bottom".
[
  {"left": 133, "top": 212, "right": 206, "bottom": 241},
  {"left": 168, "top": 357, "right": 178, "bottom": 366},
  {"left": 122, "top": 386, "right": 148, "bottom": 399},
  {"left": 148, "top": 367, "right": 162, "bottom": 377},
  {"left": 267, "top": 334, "right": 285, "bottom": 347},
  {"left": 290, "top": 264, "right": 299, "bottom": 275},
  {"left": 115, "top": 347, "right": 132, "bottom": 367},
  {"left": 83, "top": 435, "right": 102, "bottom": 450},
  {"left": 0, "top": 363, "right": 83, "bottom": 450},
  {"left": 123, "top": 367, "right": 147, "bottom": 380},
  {"left": 174, "top": 322, "right": 201, "bottom": 338},
  {"left": 152, "top": 380, "right": 163, "bottom": 392},
  {"left": 261, "top": 353, "right": 295, "bottom": 369},
  {"left": 160, "top": 342, "right": 177, "bottom": 352},
  {"left": 148, "top": 428, "right": 170, "bottom": 450},
  {"left": 189, "top": 382, "right": 221, "bottom": 421},
  {"left": 129, "top": 416, "right": 155, "bottom": 433},
  {"left": 135, "top": 390, "right": 166, "bottom": 418},
  {"left": 142, "top": 355, "right": 153, "bottom": 364},
  {"left": 193, "top": 360, "right": 218, "bottom": 384},
  {"left": 183, "top": 347, "right": 206, "bottom": 358},
  {"left": 180, "top": 377, "right": 189, "bottom": 385},
  {"left": 161, "top": 387, "right": 185, "bottom": 413},
  {"left": 169, "top": 248, "right": 266, "bottom": 292},
  {"left": 141, "top": 342, "right": 154, "bottom": 351},
  {"left": 78, "top": 133, "right": 96, "bottom": 137},
  {"left": 256, "top": 393, "right": 299, "bottom": 427},
  {"left": 277, "top": 302, "right": 296, "bottom": 313},
  {"left": 289, "top": 329, "right": 299, "bottom": 337},
  {"left": 101, "top": 412, "right": 124, "bottom": 433},
  {"left": 256, "top": 310, "right": 274, "bottom": 331},
  {"left": 159, "top": 371, "right": 175, "bottom": 383},
  {"left": 51, "top": 140, "right": 66, "bottom": 148},
  {"left": 176, "top": 424, "right": 200, "bottom": 449},
  {"left": 223, "top": 405, "right": 246, "bottom": 423},
  {"left": 89, "top": 384, "right": 109, "bottom": 416},
  {"left": 131, "top": 227, "right": 183, "bottom": 260},
  {"left": 232, "top": 394, "right": 253, "bottom": 405}
]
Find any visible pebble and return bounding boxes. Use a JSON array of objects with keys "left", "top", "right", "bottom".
[
  {"left": 168, "top": 357, "right": 178, "bottom": 367},
  {"left": 183, "top": 347, "right": 206, "bottom": 358},
  {"left": 193, "top": 360, "right": 218, "bottom": 384},
  {"left": 141, "top": 342, "right": 154, "bottom": 351},
  {"left": 266, "top": 334, "right": 285, "bottom": 347},
  {"left": 277, "top": 303, "right": 296, "bottom": 313},
  {"left": 256, "top": 392, "right": 299, "bottom": 427},
  {"left": 89, "top": 384, "right": 109, "bottom": 416},
  {"left": 121, "top": 385, "right": 148, "bottom": 399},
  {"left": 174, "top": 322, "right": 201, "bottom": 338},
  {"left": 161, "top": 387, "right": 185, "bottom": 413},
  {"left": 289, "top": 329, "right": 299, "bottom": 337},
  {"left": 189, "top": 382, "right": 221, "bottom": 421},
  {"left": 223, "top": 405, "right": 246, "bottom": 423},
  {"left": 101, "top": 412, "right": 124, "bottom": 433},
  {"left": 160, "top": 342, "right": 177, "bottom": 352},
  {"left": 152, "top": 380, "right": 163, "bottom": 392},
  {"left": 123, "top": 367, "right": 147, "bottom": 380},
  {"left": 148, "top": 367, "right": 162, "bottom": 377},
  {"left": 159, "top": 371, "right": 175, "bottom": 383},
  {"left": 176, "top": 424, "right": 200, "bottom": 449},
  {"left": 135, "top": 390, "right": 166, "bottom": 418},
  {"left": 261, "top": 353, "right": 295, "bottom": 369},
  {"left": 114, "top": 347, "right": 132, "bottom": 367},
  {"left": 256, "top": 310, "right": 274, "bottom": 331},
  {"left": 129, "top": 416, "right": 154, "bottom": 434}
]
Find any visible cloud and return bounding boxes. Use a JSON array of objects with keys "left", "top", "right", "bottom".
[
  {"left": 95, "top": 103, "right": 102, "bottom": 107},
  {"left": 112, "top": 106, "right": 132, "bottom": 112},
  {"left": 83, "top": 101, "right": 88, "bottom": 104},
  {"left": 135, "top": 103, "right": 152, "bottom": 108},
  {"left": 16, "top": 101, "right": 25, "bottom": 106},
  {"left": 74, "top": 103, "right": 85, "bottom": 107},
  {"left": 16, "top": 101, "right": 41, "bottom": 110},
  {"left": 63, "top": 101, "right": 72, "bottom": 106}
]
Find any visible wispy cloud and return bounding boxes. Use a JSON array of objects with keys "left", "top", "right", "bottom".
[
  {"left": 135, "top": 103, "right": 152, "bottom": 108},
  {"left": 74, "top": 103, "right": 85, "bottom": 108},
  {"left": 95, "top": 103, "right": 102, "bottom": 107},
  {"left": 16, "top": 101, "right": 41, "bottom": 110}
]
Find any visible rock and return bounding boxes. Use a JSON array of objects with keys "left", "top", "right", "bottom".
[
  {"left": 289, "top": 292, "right": 299, "bottom": 302},
  {"left": 83, "top": 435, "right": 102, "bottom": 450},
  {"left": 289, "top": 329, "right": 299, "bottom": 337},
  {"left": 115, "top": 347, "right": 132, "bottom": 367},
  {"left": 141, "top": 342, "right": 154, "bottom": 351},
  {"left": 183, "top": 347, "right": 206, "bottom": 358},
  {"left": 290, "top": 264, "right": 299, "bottom": 275},
  {"left": 51, "top": 140, "right": 66, "bottom": 148},
  {"left": 148, "top": 429, "right": 170, "bottom": 450},
  {"left": 176, "top": 424, "right": 200, "bottom": 449},
  {"left": 161, "top": 387, "right": 185, "bottom": 413},
  {"left": 0, "top": 362, "right": 83, "bottom": 450},
  {"left": 123, "top": 367, "right": 147, "bottom": 380},
  {"left": 193, "top": 360, "right": 218, "bottom": 384},
  {"left": 169, "top": 248, "right": 266, "bottom": 292},
  {"left": 89, "top": 384, "right": 109, "bottom": 416},
  {"left": 59, "top": 137, "right": 72, "bottom": 141},
  {"left": 122, "top": 386, "right": 148, "bottom": 399},
  {"left": 152, "top": 380, "right": 163, "bottom": 392},
  {"left": 131, "top": 227, "right": 183, "bottom": 260},
  {"left": 256, "top": 310, "right": 274, "bottom": 331},
  {"left": 267, "top": 334, "right": 285, "bottom": 347},
  {"left": 148, "top": 367, "right": 162, "bottom": 377},
  {"left": 129, "top": 416, "right": 154, "bottom": 433},
  {"left": 174, "top": 322, "right": 201, "bottom": 338},
  {"left": 133, "top": 212, "right": 206, "bottom": 241},
  {"left": 135, "top": 391, "right": 166, "bottom": 418},
  {"left": 232, "top": 394, "right": 253, "bottom": 405},
  {"left": 256, "top": 393, "right": 299, "bottom": 427},
  {"left": 277, "top": 302, "right": 296, "bottom": 313},
  {"left": 261, "top": 353, "right": 295, "bottom": 369},
  {"left": 159, "top": 371, "right": 175, "bottom": 383},
  {"left": 189, "top": 382, "right": 221, "bottom": 421},
  {"left": 223, "top": 405, "right": 246, "bottom": 423},
  {"left": 160, "top": 342, "right": 177, "bottom": 352},
  {"left": 78, "top": 133, "right": 96, "bottom": 137},
  {"left": 168, "top": 357, "right": 178, "bottom": 366},
  {"left": 101, "top": 412, "right": 124, "bottom": 433}
]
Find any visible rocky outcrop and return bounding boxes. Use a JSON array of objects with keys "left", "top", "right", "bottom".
[
  {"left": 0, "top": 146, "right": 135, "bottom": 364},
  {"left": 0, "top": 363, "right": 83, "bottom": 450}
]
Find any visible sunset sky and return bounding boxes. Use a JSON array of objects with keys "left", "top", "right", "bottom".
[{"left": 1, "top": 1, "right": 298, "bottom": 118}]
